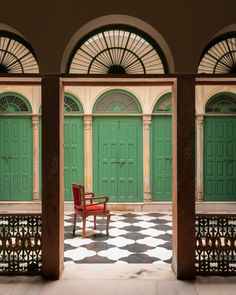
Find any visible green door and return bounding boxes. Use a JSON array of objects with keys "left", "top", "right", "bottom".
[
  {"left": 39, "top": 116, "right": 84, "bottom": 200},
  {"left": 204, "top": 117, "right": 236, "bottom": 201},
  {"left": 0, "top": 117, "right": 32, "bottom": 200},
  {"left": 64, "top": 117, "right": 84, "bottom": 200},
  {"left": 93, "top": 117, "right": 142, "bottom": 202},
  {"left": 152, "top": 116, "right": 172, "bottom": 201}
]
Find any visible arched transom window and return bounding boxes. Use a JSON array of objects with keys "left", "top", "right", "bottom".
[
  {"left": 68, "top": 25, "right": 168, "bottom": 75},
  {"left": 0, "top": 92, "right": 32, "bottom": 113},
  {"left": 0, "top": 31, "right": 39, "bottom": 74},
  {"left": 153, "top": 93, "right": 172, "bottom": 114},
  {"left": 205, "top": 92, "right": 236, "bottom": 113},
  {"left": 64, "top": 93, "right": 83, "bottom": 113},
  {"left": 198, "top": 32, "right": 236, "bottom": 74},
  {"left": 93, "top": 90, "right": 142, "bottom": 113}
]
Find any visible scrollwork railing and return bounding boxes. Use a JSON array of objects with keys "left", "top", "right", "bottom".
[
  {"left": 0, "top": 213, "right": 42, "bottom": 275},
  {"left": 195, "top": 214, "right": 236, "bottom": 275}
]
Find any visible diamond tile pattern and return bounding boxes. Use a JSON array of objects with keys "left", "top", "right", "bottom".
[{"left": 64, "top": 212, "right": 172, "bottom": 264}]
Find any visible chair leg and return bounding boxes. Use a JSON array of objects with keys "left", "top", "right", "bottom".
[
  {"left": 82, "top": 216, "right": 86, "bottom": 238},
  {"left": 73, "top": 213, "right": 77, "bottom": 237},
  {"left": 106, "top": 214, "right": 111, "bottom": 236},
  {"left": 94, "top": 215, "right": 96, "bottom": 230}
]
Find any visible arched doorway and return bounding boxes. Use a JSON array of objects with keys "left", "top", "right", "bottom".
[
  {"left": 0, "top": 92, "right": 33, "bottom": 200},
  {"left": 39, "top": 93, "right": 84, "bottom": 200},
  {"left": 151, "top": 93, "right": 172, "bottom": 201},
  {"left": 93, "top": 89, "right": 143, "bottom": 202},
  {"left": 64, "top": 93, "right": 84, "bottom": 200},
  {"left": 204, "top": 92, "right": 236, "bottom": 200}
]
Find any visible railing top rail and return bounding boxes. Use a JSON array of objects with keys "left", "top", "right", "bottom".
[{"left": 0, "top": 212, "right": 42, "bottom": 216}]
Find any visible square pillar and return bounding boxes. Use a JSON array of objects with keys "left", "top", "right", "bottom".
[
  {"left": 171, "top": 75, "right": 195, "bottom": 279},
  {"left": 41, "top": 75, "right": 64, "bottom": 279}
]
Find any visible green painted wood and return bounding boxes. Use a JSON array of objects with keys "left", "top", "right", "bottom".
[
  {"left": 152, "top": 115, "right": 172, "bottom": 201},
  {"left": 39, "top": 116, "right": 84, "bottom": 200},
  {"left": 64, "top": 117, "right": 84, "bottom": 200},
  {"left": 93, "top": 117, "right": 142, "bottom": 202},
  {"left": 204, "top": 117, "right": 236, "bottom": 201},
  {"left": 0, "top": 117, "right": 32, "bottom": 200}
]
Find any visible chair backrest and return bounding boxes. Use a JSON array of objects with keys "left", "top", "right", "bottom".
[{"left": 72, "top": 184, "right": 83, "bottom": 207}]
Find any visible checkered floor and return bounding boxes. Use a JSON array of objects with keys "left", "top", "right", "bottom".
[{"left": 64, "top": 212, "right": 172, "bottom": 264}]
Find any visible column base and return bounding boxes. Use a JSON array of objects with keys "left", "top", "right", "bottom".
[{"left": 144, "top": 192, "right": 152, "bottom": 202}]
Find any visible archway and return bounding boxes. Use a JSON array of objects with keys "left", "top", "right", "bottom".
[
  {"left": 0, "top": 92, "right": 33, "bottom": 200},
  {"left": 151, "top": 93, "right": 172, "bottom": 201},
  {"left": 204, "top": 92, "right": 236, "bottom": 200},
  {"left": 92, "top": 89, "right": 143, "bottom": 202}
]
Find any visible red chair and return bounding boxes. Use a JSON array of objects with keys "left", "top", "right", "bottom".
[{"left": 72, "top": 184, "right": 111, "bottom": 238}]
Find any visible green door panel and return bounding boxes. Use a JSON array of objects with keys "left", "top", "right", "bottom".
[
  {"left": 152, "top": 116, "right": 172, "bottom": 201},
  {"left": 39, "top": 117, "right": 84, "bottom": 200},
  {"left": 204, "top": 117, "right": 236, "bottom": 201},
  {"left": 93, "top": 117, "right": 142, "bottom": 202},
  {"left": 0, "top": 117, "right": 32, "bottom": 200},
  {"left": 64, "top": 117, "right": 84, "bottom": 200}
]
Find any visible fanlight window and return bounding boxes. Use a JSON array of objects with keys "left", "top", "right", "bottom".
[
  {"left": 93, "top": 90, "right": 142, "bottom": 114},
  {"left": 0, "top": 93, "right": 31, "bottom": 113},
  {"left": 0, "top": 31, "right": 39, "bottom": 74},
  {"left": 39, "top": 93, "right": 83, "bottom": 114},
  {"left": 64, "top": 93, "right": 83, "bottom": 113},
  {"left": 198, "top": 33, "right": 236, "bottom": 74},
  {"left": 153, "top": 93, "right": 172, "bottom": 113},
  {"left": 205, "top": 92, "right": 236, "bottom": 113},
  {"left": 68, "top": 25, "right": 168, "bottom": 74}
]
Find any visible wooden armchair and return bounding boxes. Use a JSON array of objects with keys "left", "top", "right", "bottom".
[{"left": 72, "top": 184, "right": 111, "bottom": 238}]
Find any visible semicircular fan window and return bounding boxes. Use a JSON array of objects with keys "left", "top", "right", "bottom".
[
  {"left": 0, "top": 94, "right": 31, "bottom": 113},
  {"left": 153, "top": 93, "right": 172, "bottom": 113},
  {"left": 198, "top": 33, "right": 236, "bottom": 74},
  {"left": 0, "top": 31, "right": 39, "bottom": 74},
  {"left": 94, "top": 91, "right": 141, "bottom": 113},
  {"left": 64, "top": 94, "right": 82, "bottom": 113},
  {"left": 206, "top": 93, "right": 236, "bottom": 113},
  {"left": 68, "top": 26, "right": 168, "bottom": 74}
]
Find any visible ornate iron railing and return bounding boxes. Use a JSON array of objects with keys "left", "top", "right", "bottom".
[
  {"left": 0, "top": 213, "right": 42, "bottom": 275},
  {"left": 195, "top": 214, "right": 236, "bottom": 275}
]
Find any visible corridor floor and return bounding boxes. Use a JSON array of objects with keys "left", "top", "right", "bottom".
[{"left": 64, "top": 212, "right": 172, "bottom": 264}]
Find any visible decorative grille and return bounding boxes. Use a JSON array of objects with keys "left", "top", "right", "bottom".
[
  {"left": 94, "top": 91, "right": 141, "bottom": 113},
  {"left": 205, "top": 93, "right": 236, "bottom": 113},
  {"left": 0, "top": 31, "right": 39, "bottom": 73},
  {"left": 198, "top": 33, "right": 236, "bottom": 74},
  {"left": 68, "top": 25, "right": 167, "bottom": 74},
  {"left": 64, "top": 94, "right": 82, "bottom": 113},
  {"left": 153, "top": 93, "right": 172, "bottom": 113},
  {"left": 195, "top": 214, "right": 236, "bottom": 275},
  {"left": 0, "top": 94, "right": 31, "bottom": 113},
  {"left": 0, "top": 214, "right": 42, "bottom": 275}
]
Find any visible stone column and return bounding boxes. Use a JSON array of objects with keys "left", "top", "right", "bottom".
[
  {"left": 84, "top": 115, "right": 93, "bottom": 192},
  {"left": 32, "top": 115, "right": 39, "bottom": 201},
  {"left": 143, "top": 115, "right": 152, "bottom": 202},
  {"left": 196, "top": 115, "right": 204, "bottom": 201}
]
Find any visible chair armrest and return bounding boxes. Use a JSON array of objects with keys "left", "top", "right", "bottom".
[{"left": 84, "top": 196, "right": 108, "bottom": 202}]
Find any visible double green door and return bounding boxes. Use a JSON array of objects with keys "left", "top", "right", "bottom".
[
  {"left": 0, "top": 117, "right": 32, "bottom": 200},
  {"left": 204, "top": 117, "right": 236, "bottom": 200},
  {"left": 152, "top": 116, "right": 172, "bottom": 201},
  {"left": 93, "top": 117, "right": 142, "bottom": 202}
]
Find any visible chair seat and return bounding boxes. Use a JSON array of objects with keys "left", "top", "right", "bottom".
[{"left": 75, "top": 204, "right": 104, "bottom": 211}]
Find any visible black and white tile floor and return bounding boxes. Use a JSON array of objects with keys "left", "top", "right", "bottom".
[{"left": 64, "top": 212, "right": 172, "bottom": 265}]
